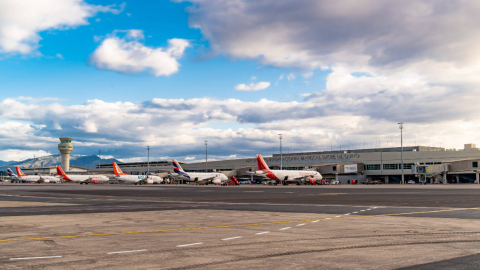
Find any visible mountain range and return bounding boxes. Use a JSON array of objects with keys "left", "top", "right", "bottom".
[{"left": 0, "top": 155, "right": 122, "bottom": 172}]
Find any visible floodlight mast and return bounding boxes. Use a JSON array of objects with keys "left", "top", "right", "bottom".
[{"left": 398, "top": 122, "right": 404, "bottom": 184}]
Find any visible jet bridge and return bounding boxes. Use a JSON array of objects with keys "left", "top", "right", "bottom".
[{"left": 411, "top": 164, "right": 449, "bottom": 184}]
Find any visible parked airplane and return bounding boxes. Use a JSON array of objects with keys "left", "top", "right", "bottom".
[
  {"left": 255, "top": 154, "right": 322, "bottom": 185},
  {"left": 56, "top": 165, "right": 110, "bottom": 184},
  {"left": 15, "top": 166, "right": 60, "bottom": 183},
  {"left": 112, "top": 162, "right": 163, "bottom": 185},
  {"left": 171, "top": 160, "right": 228, "bottom": 184}
]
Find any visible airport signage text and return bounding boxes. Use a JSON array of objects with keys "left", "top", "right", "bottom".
[{"left": 247, "top": 153, "right": 361, "bottom": 164}]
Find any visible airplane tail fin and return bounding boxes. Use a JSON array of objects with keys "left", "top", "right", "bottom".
[
  {"left": 172, "top": 160, "right": 185, "bottom": 173},
  {"left": 56, "top": 165, "right": 66, "bottom": 176},
  {"left": 15, "top": 166, "right": 27, "bottom": 177},
  {"left": 256, "top": 154, "right": 270, "bottom": 172},
  {"left": 112, "top": 162, "right": 127, "bottom": 176},
  {"left": 7, "top": 168, "right": 16, "bottom": 177}
]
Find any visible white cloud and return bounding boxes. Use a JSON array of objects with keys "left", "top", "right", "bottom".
[
  {"left": 184, "top": 156, "right": 196, "bottom": 160},
  {"left": 250, "top": 76, "right": 257, "bottom": 80},
  {"left": 234, "top": 81, "right": 270, "bottom": 91},
  {"left": 55, "top": 53, "right": 64, "bottom": 59},
  {"left": 287, "top": 73, "right": 295, "bottom": 81},
  {"left": 90, "top": 30, "right": 190, "bottom": 76},
  {"left": 0, "top": 149, "right": 51, "bottom": 162},
  {"left": 0, "top": 0, "right": 124, "bottom": 55},
  {"left": 302, "top": 71, "right": 313, "bottom": 79}
]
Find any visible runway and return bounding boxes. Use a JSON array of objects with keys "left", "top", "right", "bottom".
[{"left": 2, "top": 184, "right": 480, "bottom": 269}]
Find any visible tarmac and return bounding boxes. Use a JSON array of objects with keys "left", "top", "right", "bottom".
[{"left": 1, "top": 183, "right": 480, "bottom": 269}]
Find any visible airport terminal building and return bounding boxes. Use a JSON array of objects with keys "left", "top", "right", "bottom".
[{"left": 97, "top": 143, "right": 480, "bottom": 184}]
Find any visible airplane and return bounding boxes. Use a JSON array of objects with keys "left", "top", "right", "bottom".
[
  {"left": 255, "top": 154, "right": 322, "bottom": 185},
  {"left": 112, "top": 162, "right": 163, "bottom": 185},
  {"left": 171, "top": 160, "right": 228, "bottom": 185},
  {"left": 15, "top": 166, "right": 60, "bottom": 183},
  {"left": 56, "top": 165, "right": 110, "bottom": 184}
]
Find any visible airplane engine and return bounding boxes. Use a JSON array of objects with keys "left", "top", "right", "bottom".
[
  {"left": 92, "top": 180, "right": 99, "bottom": 184},
  {"left": 212, "top": 179, "right": 222, "bottom": 185},
  {"left": 146, "top": 179, "right": 154, "bottom": 184},
  {"left": 43, "top": 179, "right": 50, "bottom": 183}
]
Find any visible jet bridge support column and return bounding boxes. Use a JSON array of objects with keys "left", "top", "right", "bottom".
[
  {"left": 443, "top": 171, "right": 447, "bottom": 184},
  {"left": 456, "top": 175, "right": 460, "bottom": 184}
]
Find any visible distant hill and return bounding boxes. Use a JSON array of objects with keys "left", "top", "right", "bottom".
[{"left": 0, "top": 154, "right": 122, "bottom": 171}]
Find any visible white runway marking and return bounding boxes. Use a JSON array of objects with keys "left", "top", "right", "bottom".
[
  {"left": 360, "top": 210, "right": 366, "bottom": 212},
  {"left": 344, "top": 213, "right": 350, "bottom": 215},
  {"left": 107, "top": 249, "right": 147, "bottom": 255},
  {"left": 352, "top": 212, "right": 358, "bottom": 214},
  {"left": 296, "top": 223, "right": 306, "bottom": 226},
  {"left": 10, "top": 256, "right": 62, "bottom": 261},
  {"left": 279, "top": 227, "right": 291, "bottom": 231},
  {"left": 366, "top": 209, "right": 371, "bottom": 210},
  {"left": 256, "top": 231, "right": 270, "bottom": 235},
  {"left": 221, "top": 236, "right": 243, "bottom": 241},
  {"left": 335, "top": 215, "right": 342, "bottom": 218},
  {"left": 176, "top": 242, "right": 203, "bottom": 247},
  {"left": 325, "top": 218, "right": 331, "bottom": 220},
  {"left": 312, "top": 220, "right": 320, "bottom": 223}
]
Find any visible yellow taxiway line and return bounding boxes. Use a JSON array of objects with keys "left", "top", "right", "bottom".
[{"left": 1, "top": 207, "right": 479, "bottom": 243}]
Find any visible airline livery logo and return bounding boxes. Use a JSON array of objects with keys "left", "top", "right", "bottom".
[
  {"left": 7, "top": 168, "right": 16, "bottom": 177},
  {"left": 173, "top": 161, "right": 190, "bottom": 178}
]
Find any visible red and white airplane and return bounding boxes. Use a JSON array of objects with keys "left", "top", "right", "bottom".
[
  {"left": 56, "top": 165, "right": 110, "bottom": 184},
  {"left": 255, "top": 154, "right": 322, "bottom": 184},
  {"left": 15, "top": 166, "right": 60, "bottom": 183},
  {"left": 113, "top": 162, "right": 163, "bottom": 185}
]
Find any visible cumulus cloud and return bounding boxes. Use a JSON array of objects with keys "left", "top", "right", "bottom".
[
  {"left": 0, "top": 96, "right": 478, "bottom": 162},
  {"left": 0, "top": 0, "right": 124, "bottom": 55},
  {"left": 234, "top": 82, "right": 270, "bottom": 91},
  {"left": 184, "top": 156, "right": 196, "bottom": 161},
  {"left": 90, "top": 30, "right": 190, "bottom": 76}
]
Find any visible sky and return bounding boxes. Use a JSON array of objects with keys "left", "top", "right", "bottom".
[{"left": 1, "top": 0, "right": 480, "bottom": 163}]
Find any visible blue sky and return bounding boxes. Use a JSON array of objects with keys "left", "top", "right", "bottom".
[
  {"left": 0, "top": 0, "right": 328, "bottom": 105},
  {"left": 0, "top": 0, "right": 479, "bottom": 162}
]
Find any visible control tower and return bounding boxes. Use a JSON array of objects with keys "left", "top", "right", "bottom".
[{"left": 58, "top": 137, "right": 73, "bottom": 172}]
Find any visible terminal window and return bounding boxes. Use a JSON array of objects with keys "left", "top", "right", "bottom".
[
  {"left": 383, "top": 164, "right": 398, "bottom": 170},
  {"left": 61, "top": 140, "right": 71, "bottom": 143},
  {"left": 364, "top": 164, "right": 381, "bottom": 170},
  {"left": 473, "top": 162, "right": 478, "bottom": 168}
]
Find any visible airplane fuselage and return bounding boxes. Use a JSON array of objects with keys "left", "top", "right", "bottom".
[
  {"left": 258, "top": 170, "right": 322, "bottom": 182},
  {"left": 174, "top": 172, "right": 228, "bottom": 184},
  {"left": 115, "top": 175, "right": 163, "bottom": 184},
  {"left": 63, "top": 174, "right": 110, "bottom": 183},
  {"left": 18, "top": 175, "right": 60, "bottom": 183}
]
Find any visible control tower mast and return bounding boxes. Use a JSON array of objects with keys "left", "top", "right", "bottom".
[{"left": 58, "top": 137, "right": 73, "bottom": 172}]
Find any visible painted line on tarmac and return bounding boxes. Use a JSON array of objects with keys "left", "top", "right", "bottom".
[
  {"left": 279, "top": 227, "right": 291, "bottom": 231},
  {"left": 256, "top": 231, "right": 270, "bottom": 235},
  {"left": 296, "top": 223, "right": 306, "bottom": 226},
  {"left": 107, "top": 249, "right": 147, "bottom": 255},
  {"left": 10, "top": 256, "right": 62, "bottom": 261},
  {"left": 176, "top": 242, "right": 203, "bottom": 247},
  {"left": 2, "top": 207, "right": 479, "bottom": 243},
  {"left": 221, "top": 236, "right": 243, "bottom": 241}
]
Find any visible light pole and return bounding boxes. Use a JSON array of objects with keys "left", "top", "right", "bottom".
[
  {"left": 278, "top": 134, "right": 283, "bottom": 170},
  {"left": 398, "top": 122, "right": 404, "bottom": 184},
  {"left": 33, "top": 154, "right": 36, "bottom": 175},
  {"left": 204, "top": 140, "right": 208, "bottom": 172},
  {"left": 98, "top": 150, "right": 101, "bottom": 173},
  {"left": 147, "top": 146, "right": 150, "bottom": 176}
]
